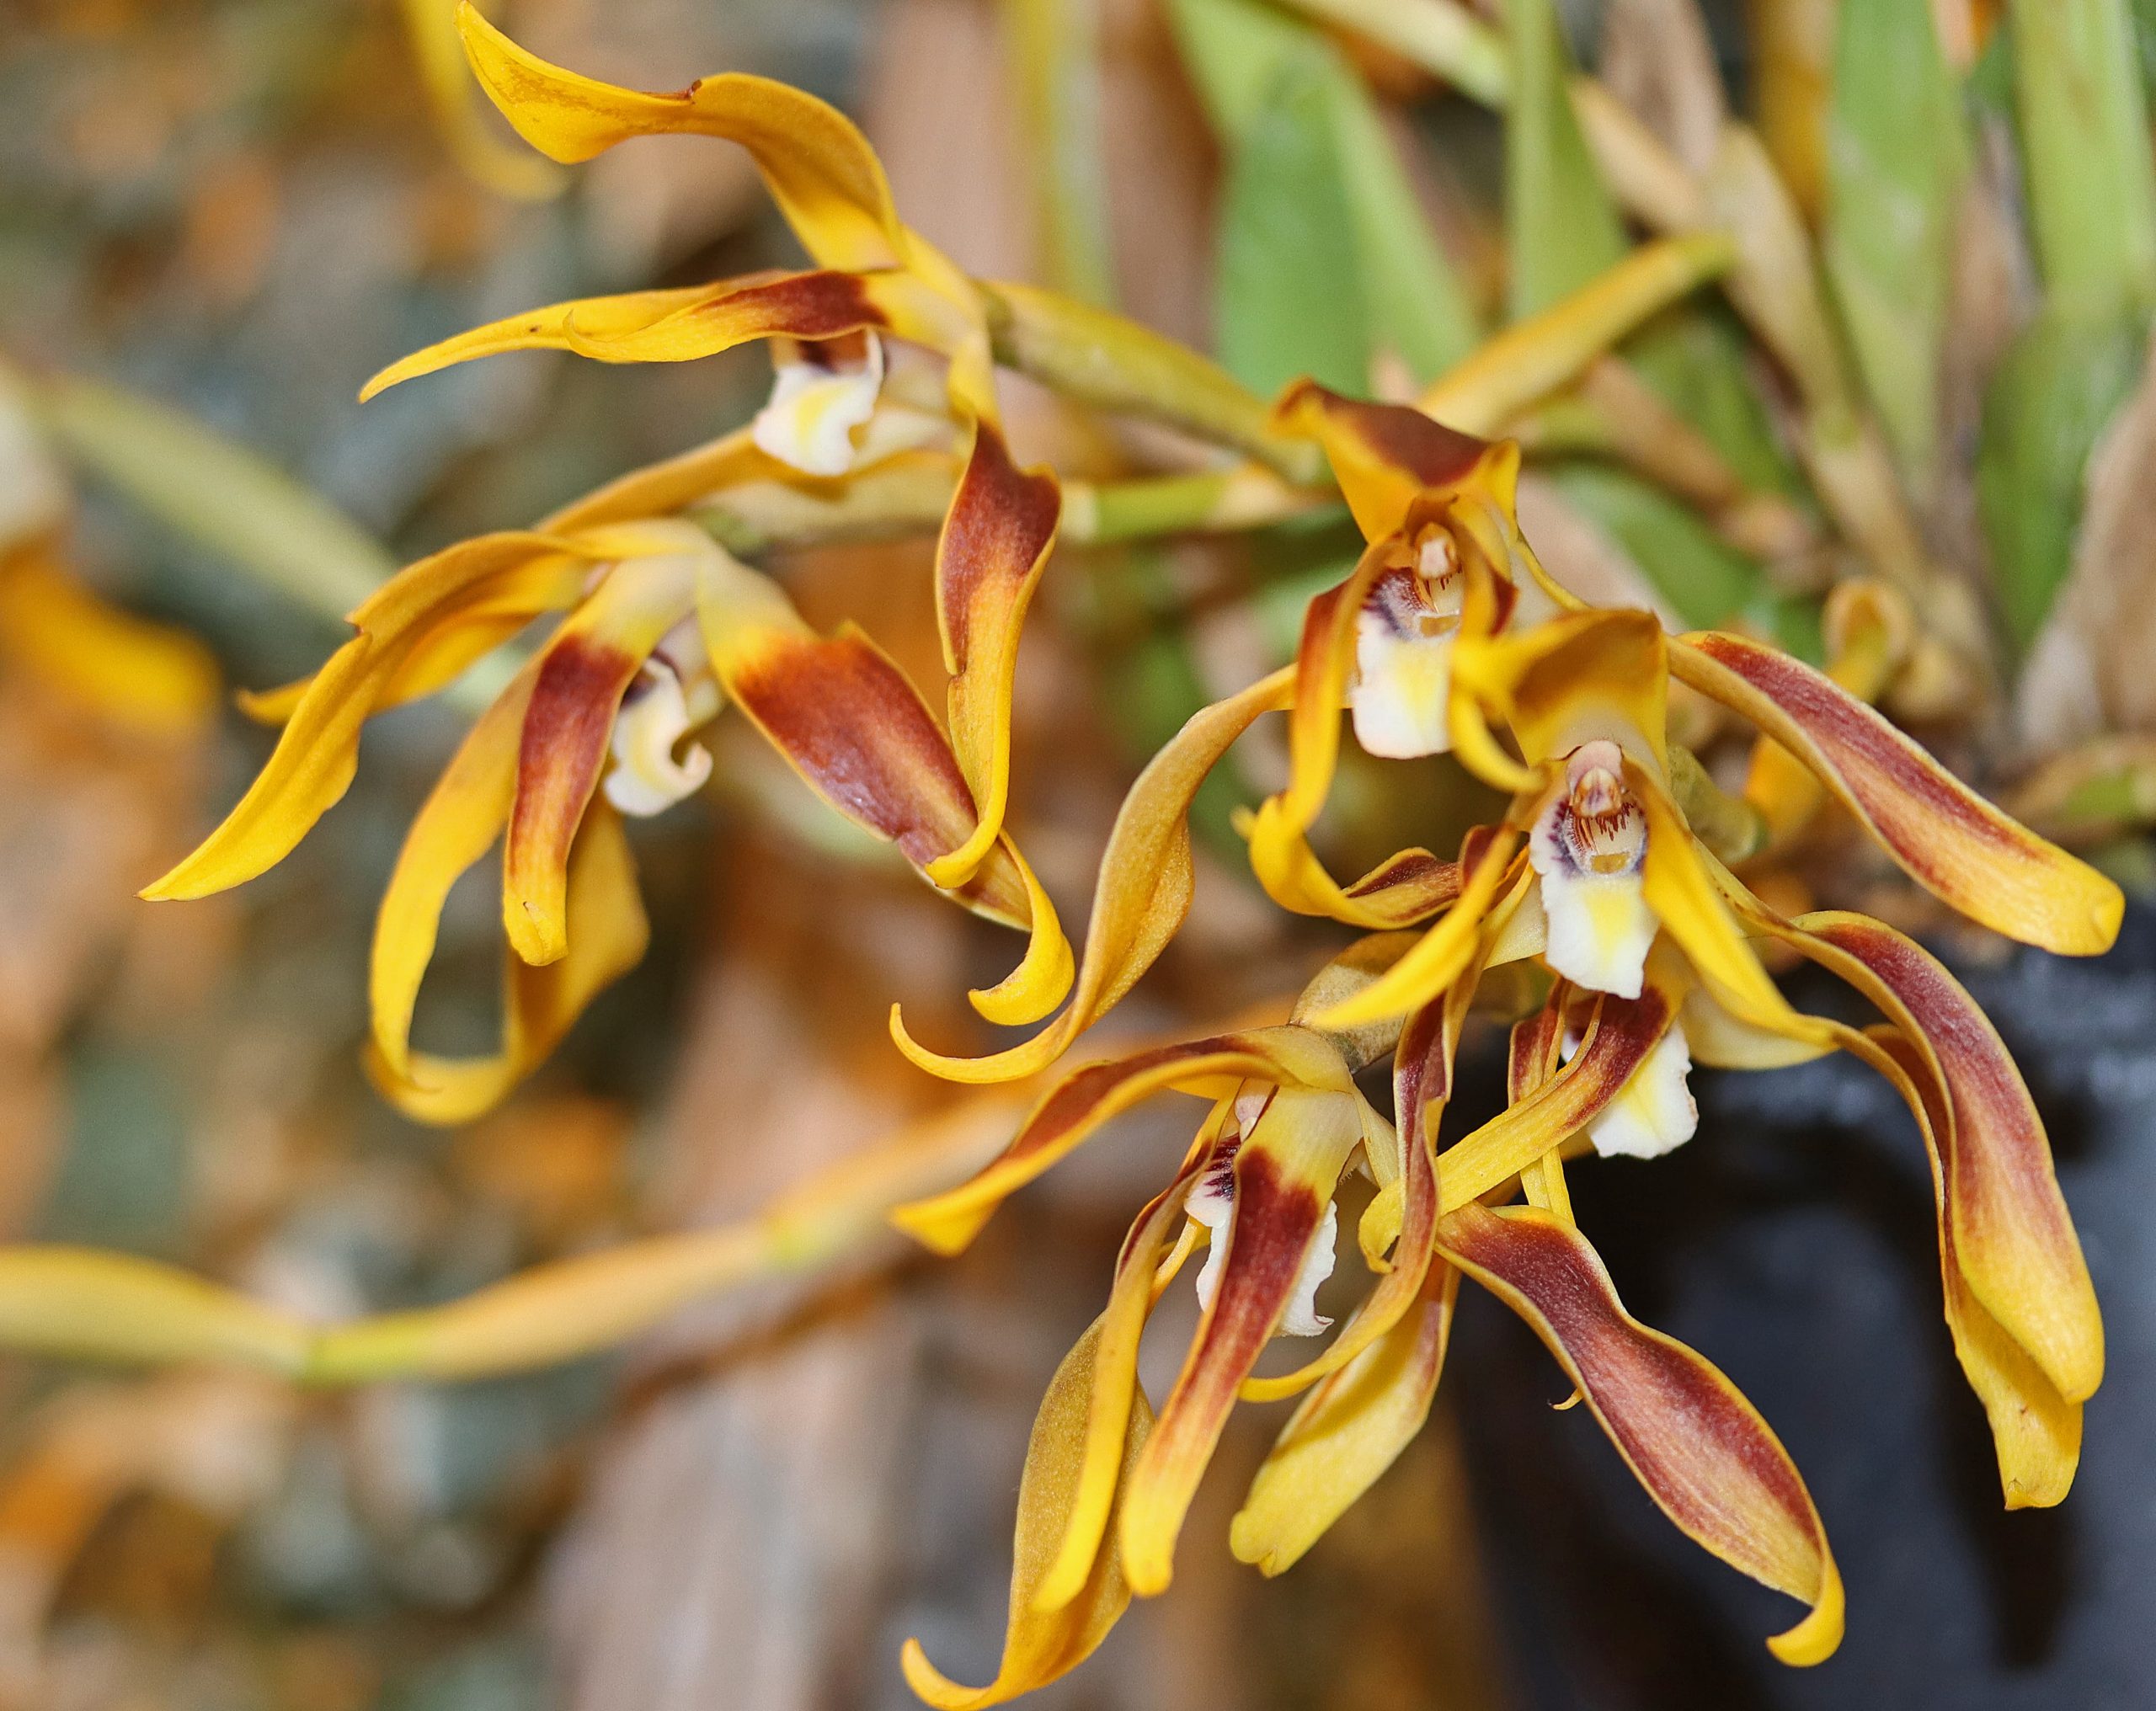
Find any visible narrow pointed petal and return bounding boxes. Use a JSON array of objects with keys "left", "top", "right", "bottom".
[
  {"left": 1230, "top": 1263, "right": 1458, "bottom": 1575},
  {"left": 1844, "top": 1025, "right": 2084, "bottom": 1506},
  {"left": 1302, "top": 828, "right": 1522, "bottom": 1031},
  {"left": 1438, "top": 1204, "right": 1844, "bottom": 1666},
  {"left": 695, "top": 546, "right": 1070, "bottom": 1015},
  {"left": 1450, "top": 608, "right": 1668, "bottom": 774},
  {"left": 1273, "top": 380, "right": 1512, "bottom": 542},
  {"left": 1032, "top": 1167, "right": 1203, "bottom": 1614},
  {"left": 361, "top": 270, "right": 891, "bottom": 400},
  {"left": 925, "top": 422, "right": 1062, "bottom": 888},
  {"left": 890, "top": 1026, "right": 1353, "bottom": 1255},
  {"left": 899, "top": 1318, "right": 1152, "bottom": 1708},
  {"left": 370, "top": 801, "right": 649, "bottom": 1125},
  {"left": 1238, "top": 978, "right": 1467, "bottom": 1404},
  {"left": 892, "top": 666, "right": 1294, "bottom": 1083},
  {"left": 1118, "top": 1090, "right": 1365, "bottom": 1596},
  {"left": 1435, "top": 980, "right": 1677, "bottom": 1213},
  {"left": 371, "top": 668, "right": 534, "bottom": 1084},
  {"left": 1673, "top": 631, "right": 2123, "bottom": 954},
  {"left": 503, "top": 548, "right": 700, "bottom": 965},
  {"left": 1632, "top": 765, "right": 1830, "bottom": 1047},
  {"left": 141, "top": 532, "right": 596, "bottom": 901},
  {"left": 1784, "top": 913, "right": 2102, "bottom": 1405},
  {"left": 456, "top": 3, "right": 905, "bottom": 271}
]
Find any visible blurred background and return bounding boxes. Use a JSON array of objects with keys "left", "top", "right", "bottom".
[{"left": 2, "top": 0, "right": 2154, "bottom": 1705}]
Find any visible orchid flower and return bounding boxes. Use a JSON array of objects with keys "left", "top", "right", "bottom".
[
  {"left": 366, "top": 3, "right": 1062, "bottom": 892},
  {"left": 142, "top": 439, "right": 1070, "bottom": 1123}
]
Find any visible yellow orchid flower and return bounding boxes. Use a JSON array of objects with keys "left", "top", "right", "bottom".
[
  {"left": 144, "top": 439, "right": 1069, "bottom": 1124},
  {"left": 365, "top": 3, "right": 1059, "bottom": 891},
  {"left": 891, "top": 941, "right": 1846, "bottom": 1703}
]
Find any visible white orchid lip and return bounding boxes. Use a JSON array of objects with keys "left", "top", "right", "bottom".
[
  {"left": 1187, "top": 1124, "right": 1338, "bottom": 1340},
  {"left": 1565, "top": 1017, "right": 1700, "bottom": 1160},
  {"left": 1349, "top": 527, "right": 1468, "bottom": 760},
  {"left": 604, "top": 639, "right": 720, "bottom": 817},
  {"left": 1530, "top": 739, "right": 1657, "bottom": 999},
  {"left": 751, "top": 329, "right": 884, "bottom": 478}
]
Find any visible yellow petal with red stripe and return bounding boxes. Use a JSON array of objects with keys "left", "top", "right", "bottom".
[
  {"left": 1673, "top": 630, "right": 2121, "bottom": 956},
  {"left": 899, "top": 1317, "right": 1152, "bottom": 1708},
  {"left": 925, "top": 421, "right": 1061, "bottom": 887},
  {"left": 1272, "top": 380, "right": 1514, "bottom": 542},
  {"left": 1437, "top": 1204, "right": 1844, "bottom": 1666},
  {"left": 892, "top": 665, "right": 1294, "bottom": 1083}
]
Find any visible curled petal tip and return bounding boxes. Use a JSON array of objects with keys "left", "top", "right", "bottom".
[{"left": 1766, "top": 1557, "right": 1845, "bottom": 1666}]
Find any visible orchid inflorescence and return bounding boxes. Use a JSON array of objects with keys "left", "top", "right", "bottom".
[{"left": 139, "top": 8, "right": 2121, "bottom": 1699}]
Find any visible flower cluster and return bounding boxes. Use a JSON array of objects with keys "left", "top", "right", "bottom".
[{"left": 142, "top": 10, "right": 2121, "bottom": 1701}]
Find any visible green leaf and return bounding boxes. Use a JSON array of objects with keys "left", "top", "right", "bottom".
[
  {"left": 2007, "top": 0, "right": 2156, "bottom": 314},
  {"left": 30, "top": 375, "right": 392, "bottom": 624},
  {"left": 1502, "top": 0, "right": 1626, "bottom": 319},
  {"left": 1977, "top": 303, "right": 2150, "bottom": 653},
  {"left": 1550, "top": 461, "right": 1817, "bottom": 656},
  {"left": 1215, "top": 50, "right": 1372, "bottom": 396},
  {"left": 1823, "top": 0, "right": 1969, "bottom": 488}
]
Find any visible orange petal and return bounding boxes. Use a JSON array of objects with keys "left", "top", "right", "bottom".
[
  {"left": 1782, "top": 913, "right": 2101, "bottom": 1406},
  {"left": 899, "top": 1317, "right": 1152, "bottom": 1708},
  {"left": 1437, "top": 1204, "right": 1844, "bottom": 1666},
  {"left": 1118, "top": 1087, "right": 1366, "bottom": 1596},
  {"left": 889, "top": 1026, "right": 1354, "bottom": 1256},
  {"left": 370, "top": 799, "right": 650, "bottom": 1125},
  {"left": 926, "top": 420, "right": 1062, "bottom": 887},
  {"left": 1673, "top": 631, "right": 2122, "bottom": 955},
  {"left": 1272, "top": 380, "right": 1513, "bottom": 541},
  {"left": 892, "top": 665, "right": 1295, "bottom": 1083},
  {"left": 456, "top": 3, "right": 904, "bottom": 272},
  {"left": 361, "top": 269, "right": 891, "bottom": 400},
  {"left": 1229, "top": 1262, "right": 1459, "bottom": 1575},
  {"left": 141, "top": 531, "right": 595, "bottom": 900}
]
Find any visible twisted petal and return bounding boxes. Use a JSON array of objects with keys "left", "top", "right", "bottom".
[
  {"left": 890, "top": 1026, "right": 1353, "bottom": 1255},
  {"left": 892, "top": 665, "right": 1294, "bottom": 1082},
  {"left": 141, "top": 532, "right": 597, "bottom": 900},
  {"left": 370, "top": 800, "right": 649, "bottom": 1125},
  {"left": 1437, "top": 1204, "right": 1844, "bottom": 1666},
  {"left": 1431, "top": 976, "right": 1678, "bottom": 1215},
  {"left": 1781, "top": 913, "right": 2101, "bottom": 1407},
  {"left": 503, "top": 546, "right": 701, "bottom": 965},
  {"left": 1272, "top": 380, "right": 1513, "bottom": 543},
  {"left": 361, "top": 269, "right": 894, "bottom": 400},
  {"left": 925, "top": 422, "right": 1062, "bottom": 887},
  {"left": 1301, "top": 827, "right": 1522, "bottom": 1031},
  {"left": 695, "top": 546, "right": 1070, "bottom": 1022},
  {"left": 1229, "top": 1262, "right": 1459, "bottom": 1575},
  {"left": 456, "top": 3, "right": 904, "bottom": 272},
  {"left": 1118, "top": 1088, "right": 1366, "bottom": 1596},
  {"left": 1672, "top": 630, "right": 2122, "bottom": 955},
  {"left": 899, "top": 1317, "right": 1152, "bottom": 1708}
]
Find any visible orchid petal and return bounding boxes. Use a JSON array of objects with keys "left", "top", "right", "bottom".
[
  {"left": 1438, "top": 1204, "right": 1843, "bottom": 1665},
  {"left": 370, "top": 800, "right": 648, "bottom": 1125},
  {"left": 1450, "top": 607, "right": 1668, "bottom": 775},
  {"left": 456, "top": 3, "right": 905, "bottom": 272},
  {"left": 1673, "top": 631, "right": 2122, "bottom": 955},
  {"left": 751, "top": 331, "right": 884, "bottom": 477},
  {"left": 899, "top": 1318, "right": 1152, "bottom": 1708},
  {"left": 141, "top": 532, "right": 599, "bottom": 900},
  {"left": 503, "top": 546, "right": 701, "bottom": 965},
  {"left": 925, "top": 421, "right": 1062, "bottom": 888},
  {"left": 360, "top": 270, "right": 893, "bottom": 400},
  {"left": 889, "top": 1026, "right": 1354, "bottom": 1255},
  {"left": 893, "top": 666, "right": 1294, "bottom": 1083},
  {"left": 1229, "top": 1263, "right": 1459, "bottom": 1575},
  {"left": 1272, "top": 380, "right": 1513, "bottom": 543},
  {"left": 0, "top": 550, "right": 219, "bottom": 737},
  {"left": 694, "top": 546, "right": 1070, "bottom": 1019},
  {"left": 1784, "top": 913, "right": 2101, "bottom": 1406},
  {"left": 1118, "top": 1089, "right": 1365, "bottom": 1596}
]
